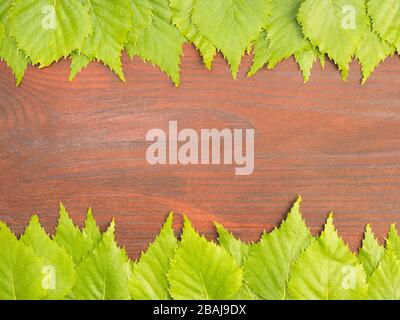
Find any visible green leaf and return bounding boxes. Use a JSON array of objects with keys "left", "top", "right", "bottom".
[
  {"left": 0, "top": 35, "right": 29, "bottom": 85},
  {"left": 233, "top": 285, "right": 260, "bottom": 300},
  {"left": 0, "top": 21, "right": 4, "bottom": 41},
  {"left": 170, "top": 0, "right": 216, "bottom": 69},
  {"left": 368, "top": 249, "right": 400, "bottom": 299},
  {"left": 248, "top": 30, "right": 270, "bottom": 77},
  {"left": 368, "top": 0, "right": 400, "bottom": 51},
  {"left": 9, "top": 0, "right": 92, "bottom": 67},
  {"left": 288, "top": 214, "right": 368, "bottom": 300},
  {"left": 20, "top": 216, "right": 75, "bottom": 300},
  {"left": 192, "top": 0, "right": 270, "bottom": 78},
  {"left": 358, "top": 224, "right": 384, "bottom": 276},
  {"left": 216, "top": 223, "right": 250, "bottom": 266},
  {"left": 216, "top": 223, "right": 259, "bottom": 300},
  {"left": 82, "top": 208, "right": 102, "bottom": 250},
  {"left": 386, "top": 224, "right": 400, "bottom": 258},
  {"left": 127, "top": 0, "right": 185, "bottom": 86},
  {"left": 73, "top": 221, "right": 131, "bottom": 300},
  {"left": 126, "top": 0, "right": 152, "bottom": 50},
  {"left": 0, "top": 0, "right": 12, "bottom": 18},
  {"left": 244, "top": 197, "right": 312, "bottom": 300},
  {"left": 295, "top": 45, "right": 324, "bottom": 82},
  {"left": 79, "top": 0, "right": 132, "bottom": 81},
  {"left": 267, "top": 0, "right": 310, "bottom": 68},
  {"left": 298, "top": 0, "right": 369, "bottom": 79},
  {"left": 129, "top": 213, "right": 177, "bottom": 300},
  {"left": 356, "top": 23, "right": 394, "bottom": 84},
  {"left": 168, "top": 217, "right": 243, "bottom": 300},
  {"left": 0, "top": 1, "right": 28, "bottom": 85},
  {"left": 0, "top": 222, "right": 46, "bottom": 300},
  {"left": 69, "top": 52, "right": 90, "bottom": 81},
  {"left": 54, "top": 204, "right": 101, "bottom": 266}
]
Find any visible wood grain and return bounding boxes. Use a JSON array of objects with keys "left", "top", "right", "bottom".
[{"left": 1, "top": 45, "right": 400, "bottom": 258}]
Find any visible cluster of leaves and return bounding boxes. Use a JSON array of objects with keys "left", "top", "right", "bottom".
[
  {"left": 0, "top": 0, "right": 398, "bottom": 86},
  {"left": 1, "top": 197, "right": 400, "bottom": 300}
]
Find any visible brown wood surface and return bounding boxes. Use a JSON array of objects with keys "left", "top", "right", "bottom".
[{"left": 1, "top": 45, "right": 400, "bottom": 258}]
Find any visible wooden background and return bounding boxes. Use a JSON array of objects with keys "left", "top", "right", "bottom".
[{"left": 1, "top": 45, "right": 400, "bottom": 259}]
